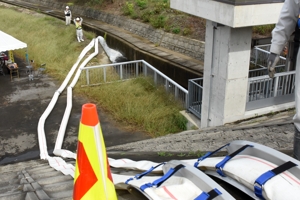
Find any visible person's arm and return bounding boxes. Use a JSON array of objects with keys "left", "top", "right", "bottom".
[{"left": 270, "top": 0, "right": 299, "bottom": 54}]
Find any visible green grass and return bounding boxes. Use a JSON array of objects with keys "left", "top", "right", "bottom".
[
  {"left": 253, "top": 24, "right": 275, "bottom": 36},
  {"left": 121, "top": 0, "right": 191, "bottom": 36},
  {"left": 0, "top": 6, "right": 187, "bottom": 137}
]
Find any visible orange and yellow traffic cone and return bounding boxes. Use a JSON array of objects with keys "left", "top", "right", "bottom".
[{"left": 73, "top": 103, "right": 117, "bottom": 200}]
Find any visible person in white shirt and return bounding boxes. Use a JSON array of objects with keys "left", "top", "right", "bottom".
[
  {"left": 268, "top": 1, "right": 300, "bottom": 159},
  {"left": 73, "top": 17, "right": 84, "bottom": 42},
  {"left": 64, "top": 6, "right": 72, "bottom": 26}
]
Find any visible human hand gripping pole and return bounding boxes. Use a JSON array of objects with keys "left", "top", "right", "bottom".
[{"left": 267, "top": 53, "right": 280, "bottom": 78}]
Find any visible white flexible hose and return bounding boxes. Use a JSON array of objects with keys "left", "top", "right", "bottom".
[
  {"left": 98, "top": 36, "right": 123, "bottom": 63},
  {"left": 54, "top": 38, "right": 99, "bottom": 158},
  {"left": 37, "top": 39, "right": 95, "bottom": 160}
]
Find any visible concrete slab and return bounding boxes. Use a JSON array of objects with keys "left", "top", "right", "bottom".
[{"left": 171, "top": 0, "right": 283, "bottom": 27}]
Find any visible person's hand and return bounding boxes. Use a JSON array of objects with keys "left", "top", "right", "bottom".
[{"left": 267, "top": 53, "right": 280, "bottom": 78}]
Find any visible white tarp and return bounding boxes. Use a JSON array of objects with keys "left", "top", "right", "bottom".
[{"left": 0, "top": 30, "right": 27, "bottom": 52}]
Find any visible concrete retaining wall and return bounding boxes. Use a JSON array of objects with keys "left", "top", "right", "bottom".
[{"left": 25, "top": 0, "right": 205, "bottom": 61}]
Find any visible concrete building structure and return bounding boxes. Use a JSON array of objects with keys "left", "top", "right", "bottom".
[{"left": 171, "top": 0, "right": 288, "bottom": 128}]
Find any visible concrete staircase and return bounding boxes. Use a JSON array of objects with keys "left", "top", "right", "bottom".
[{"left": 0, "top": 160, "right": 74, "bottom": 200}]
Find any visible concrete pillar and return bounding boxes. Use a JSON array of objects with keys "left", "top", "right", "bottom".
[
  {"left": 171, "top": 0, "right": 284, "bottom": 127},
  {"left": 201, "top": 20, "right": 252, "bottom": 127}
]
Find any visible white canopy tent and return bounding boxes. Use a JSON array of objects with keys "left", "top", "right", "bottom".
[{"left": 0, "top": 30, "right": 29, "bottom": 64}]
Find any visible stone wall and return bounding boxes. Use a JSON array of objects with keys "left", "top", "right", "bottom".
[{"left": 25, "top": 0, "right": 205, "bottom": 61}]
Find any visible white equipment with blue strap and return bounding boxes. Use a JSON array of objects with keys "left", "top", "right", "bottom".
[
  {"left": 108, "top": 140, "right": 300, "bottom": 199},
  {"left": 194, "top": 140, "right": 300, "bottom": 200},
  {"left": 112, "top": 160, "right": 235, "bottom": 200}
]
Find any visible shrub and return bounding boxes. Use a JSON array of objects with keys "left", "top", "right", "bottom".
[
  {"left": 141, "top": 10, "right": 152, "bottom": 22},
  {"left": 164, "top": 24, "right": 171, "bottom": 32},
  {"left": 135, "top": 0, "right": 148, "bottom": 9},
  {"left": 150, "top": 15, "right": 166, "bottom": 28},
  {"left": 183, "top": 28, "right": 191, "bottom": 36},
  {"left": 172, "top": 27, "right": 180, "bottom": 34},
  {"left": 122, "top": 2, "right": 134, "bottom": 16},
  {"left": 130, "top": 12, "right": 138, "bottom": 19},
  {"left": 253, "top": 24, "right": 275, "bottom": 35}
]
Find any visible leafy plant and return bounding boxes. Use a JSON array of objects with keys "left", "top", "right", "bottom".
[
  {"left": 183, "top": 28, "right": 191, "bottom": 36},
  {"left": 135, "top": 0, "right": 148, "bottom": 9},
  {"left": 172, "top": 27, "right": 180, "bottom": 34},
  {"left": 141, "top": 10, "right": 152, "bottom": 22},
  {"left": 123, "top": 2, "right": 134, "bottom": 16},
  {"left": 157, "top": 152, "right": 174, "bottom": 157},
  {"left": 188, "top": 150, "right": 204, "bottom": 157},
  {"left": 157, "top": 151, "right": 166, "bottom": 156},
  {"left": 253, "top": 24, "right": 275, "bottom": 35},
  {"left": 150, "top": 15, "right": 166, "bottom": 28}
]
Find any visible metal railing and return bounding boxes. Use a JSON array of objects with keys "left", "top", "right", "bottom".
[
  {"left": 181, "top": 44, "right": 294, "bottom": 119},
  {"left": 79, "top": 57, "right": 295, "bottom": 119},
  {"left": 246, "top": 71, "right": 295, "bottom": 110},
  {"left": 248, "top": 65, "right": 287, "bottom": 78},
  {"left": 187, "top": 78, "right": 203, "bottom": 119},
  {"left": 79, "top": 60, "right": 188, "bottom": 108},
  {"left": 250, "top": 44, "right": 286, "bottom": 69}
]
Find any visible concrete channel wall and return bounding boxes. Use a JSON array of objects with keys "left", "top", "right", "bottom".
[{"left": 24, "top": 0, "right": 205, "bottom": 61}]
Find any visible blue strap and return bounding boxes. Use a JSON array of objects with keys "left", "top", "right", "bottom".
[
  {"left": 254, "top": 161, "right": 297, "bottom": 200},
  {"left": 194, "top": 143, "right": 230, "bottom": 167},
  {"left": 125, "top": 162, "right": 165, "bottom": 184},
  {"left": 195, "top": 188, "right": 222, "bottom": 200},
  {"left": 140, "top": 164, "right": 185, "bottom": 191},
  {"left": 215, "top": 144, "right": 253, "bottom": 177}
]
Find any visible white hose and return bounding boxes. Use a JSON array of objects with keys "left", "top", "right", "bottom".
[
  {"left": 37, "top": 37, "right": 125, "bottom": 178},
  {"left": 98, "top": 36, "right": 123, "bottom": 63},
  {"left": 37, "top": 39, "right": 95, "bottom": 160},
  {"left": 54, "top": 38, "right": 99, "bottom": 158}
]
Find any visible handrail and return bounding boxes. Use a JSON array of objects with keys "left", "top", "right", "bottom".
[
  {"left": 248, "top": 70, "right": 295, "bottom": 82},
  {"left": 81, "top": 60, "right": 188, "bottom": 94}
]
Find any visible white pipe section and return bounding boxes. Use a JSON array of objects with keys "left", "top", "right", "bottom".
[
  {"left": 48, "top": 156, "right": 75, "bottom": 178},
  {"left": 37, "top": 37, "right": 125, "bottom": 177},
  {"left": 98, "top": 36, "right": 123, "bottom": 63},
  {"left": 54, "top": 38, "right": 99, "bottom": 158},
  {"left": 37, "top": 39, "right": 95, "bottom": 160}
]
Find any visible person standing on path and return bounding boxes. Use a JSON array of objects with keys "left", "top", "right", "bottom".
[
  {"left": 73, "top": 17, "right": 84, "bottom": 42},
  {"left": 267, "top": 2, "right": 300, "bottom": 160},
  {"left": 64, "top": 6, "right": 72, "bottom": 26}
]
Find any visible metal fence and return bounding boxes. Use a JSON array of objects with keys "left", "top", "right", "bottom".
[
  {"left": 248, "top": 65, "right": 287, "bottom": 78},
  {"left": 250, "top": 44, "right": 286, "bottom": 69},
  {"left": 79, "top": 60, "right": 188, "bottom": 108},
  {"left": 187, "top": 78, "right": 203, "bottom": 119},
  {"left": 79, "top": 56, "right": 295, "bottom": 120},
  {"left": 246, "top": 71, "right": 295, "bottom": 110}
]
